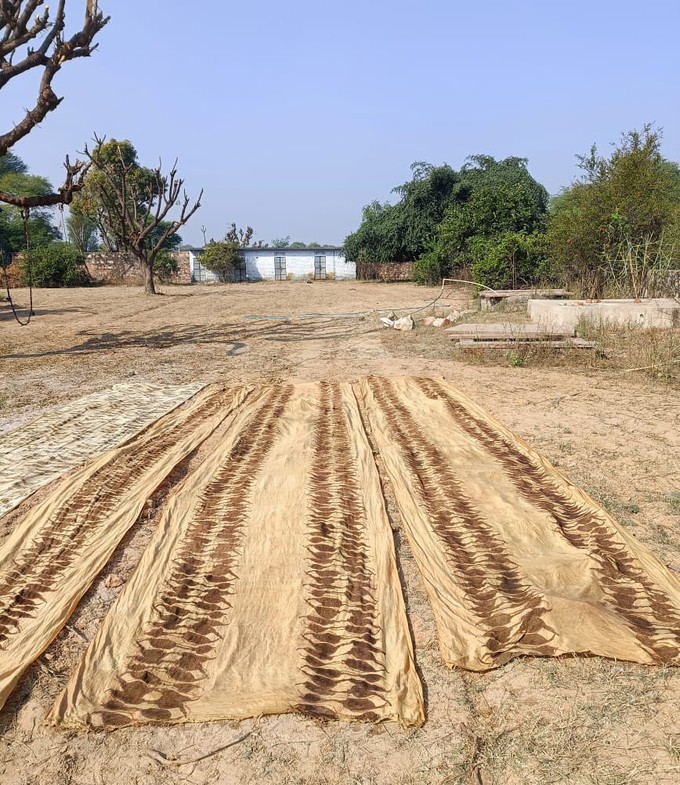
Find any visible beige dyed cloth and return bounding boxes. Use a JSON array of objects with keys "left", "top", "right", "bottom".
[
  {"left": 357, "top": 376, "right": 680, "bottom": 671},
  {"left": 49, "top": 381, "right": 424, "bottom": 730},
  {"left": 0, "top": 385, "right": 250, "bottom": 711},
  {"left": 0, "top": 382, "right": 204, "bottom": 519}
]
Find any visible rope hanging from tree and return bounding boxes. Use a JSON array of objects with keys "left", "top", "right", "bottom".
[{"left": 2, "top": 206, "right": 34, "bottom": 326}]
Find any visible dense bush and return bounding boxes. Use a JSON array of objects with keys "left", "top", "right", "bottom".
[
  {"left": 347, "top": 156, "right": 549, "bottom": 286},
  {"left": 546, "top": 125, "right": 680, "bottom": 297},
  {"left": 22, "top": 242, "right": 89, "bottom": 287},
  {"left": 200, "top": 240, "right": 244, "bottom": 281},
  {"left": 469, "top": 231, "right": 551, "bottom": 289},
  {"left": 153, "top": 249, "right": 179, "bottom": 279}
]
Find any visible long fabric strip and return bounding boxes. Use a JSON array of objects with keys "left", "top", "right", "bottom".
[
  {"left": 0, "top": 382, "right": 204, "bottom": 519},
  {"left": 0, "top": 384, "right": 251, "bottom": 711},
  {"left": 356, "top": 376, "right": 680, "bottom": 671},
  {"left": 48, "top": 381, "right": 424, "bottom": 729}
]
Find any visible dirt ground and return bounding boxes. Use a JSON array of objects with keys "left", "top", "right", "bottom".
[{"left": 1, "top": 281, "right": 680, "bottom": 785}]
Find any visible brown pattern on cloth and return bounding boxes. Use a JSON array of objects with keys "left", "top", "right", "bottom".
[
  {"left": 364, "top": 376, "right": 558, "bottom": 668},
  {"left": 296, "top": 381, "right": 387, "bottom": 721},
  {"left": 0, "top": 384, "right": 250, "bottom": 712},
  {"left": 90, "top": 384, "right": 294, "bottom": 727},
  {"left": 415, "top": 376, "right": 680, "bottom": 664},
  {"left": 356, "top": 376, "right": 680, "bottom": 672},
  {"left": 49, "top": 380, "right": 424, "bottom": 730},
  {"left": 0, "top": 386, "right": 236, "bottom": 649}
]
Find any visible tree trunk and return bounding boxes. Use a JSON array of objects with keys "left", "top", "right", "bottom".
[{"left": 142, "top": 258, "right": 156, "bottom": 295}]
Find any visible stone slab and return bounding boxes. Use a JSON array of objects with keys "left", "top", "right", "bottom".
[
  {"left": 527, "top": 298, "right": 680, "bottom": 332},
  {"left": 445, "top": 322, "right": 573, "bottom": 340}
]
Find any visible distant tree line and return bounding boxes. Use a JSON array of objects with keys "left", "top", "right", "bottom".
[{"left": 345, "top": 125, "right": 680, "bottom": 297}]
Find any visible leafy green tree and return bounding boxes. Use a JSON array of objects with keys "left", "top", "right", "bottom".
[
  {"left": 0, "top": 153, "right": 59, "bottom": 257},
  {"left": 78, "top": 137, "right": 201, "bottom": 294},
  {"left": 23, "top": 242, "right": 88, "bottom": 287},
  {"left": 344, "top": 200, "right": 408, "bottom": 263},
  {"left": 547, "top": 125, "right": 680, "bottom": 296},
  {"left": 66, "top": 210, "right": 99, "bottom": 253},
  {"left": 200, "top": 240, "right": 243, "bottom": 281},
  {"left": 271, "top": 236, "right": 291, "bottom": 248},
  {"left": 345, "top": 157, "right": 548, "bottom": 285},
  {"left": 72, "top": 139, "right": 156, "bottom": 252},
  {"left": 344, "top": 162, "right": 460, "bottom": 264},
  {"left": 415, "top": 156, "right": 549, "bottom": 283},
  {"left": 469, "top": 231, "right": 549, "bottom": 289},
  {"left": 289, "top": 241, "right": 307, "bottom": 249}
]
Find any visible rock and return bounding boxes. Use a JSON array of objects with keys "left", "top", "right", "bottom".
[
  {"left": 393, "top": 315, "right": 414, "bottom": 331},
  {"left": 432, "top": 317, "right": 446, "bottom": 327},
  {"left": 379, "top": 317, "right": 395, "bottom": 328},
  {"left": 104, "top": 574, "right": 124, "bottom": 589},
  {"left": 386, "top": 311, "right": 398, "bottom": 321},
  {"left": 422, "top": 316, "right": 436, "bottom": 326},
  {"left": 445, "top": 311, "right": 461, "bottom": 323}
]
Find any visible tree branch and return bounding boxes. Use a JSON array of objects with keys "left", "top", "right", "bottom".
[
  {"left": 0, "top": 154, "right": 89, "bottom": 206},
  {"left": 0, "top": 1, "right": 110, "bottom": 159}
]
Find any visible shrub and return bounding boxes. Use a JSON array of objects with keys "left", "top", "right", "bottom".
[
  {"left": 22, "top": 242, "right": 88, "bottom": 287},
  {"left": 153, "top": 249, "right": 179, "bottom": 280},
  {"left": 469, "top": 231, "right": 549, "bottom": 289},
  {"left": 200, "top": 240, "right": 243, "bottom": 282}
]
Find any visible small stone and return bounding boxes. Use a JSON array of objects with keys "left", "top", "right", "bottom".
[
  {"left": 432, "top": 317, "right": 446, "bottom": 327},
  {"left": 104, "top": 574, "right": 124, "bottom": 589},
  {"left": 422, "top": 316, "right": 436, "bottom": 326},
  {"left": 393, "top": 315, "right": 414, "bottom": 331}
]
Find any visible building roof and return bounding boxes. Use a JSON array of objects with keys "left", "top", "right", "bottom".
[{"left": 184, "top": 245, "right": 344, "bottom": 253}]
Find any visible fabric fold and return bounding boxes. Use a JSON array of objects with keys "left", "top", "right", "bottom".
[
  {"left": 48, "top": 381, "right": 424, "bottom": 730},
  {"left": 0, "top": 384, "right": 251, "bottom": 710},
  {"left": 355, "top": 375, "right": 680, "bottom": 671}
]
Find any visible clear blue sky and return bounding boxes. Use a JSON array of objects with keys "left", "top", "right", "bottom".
[{"left": 4, "top": 0, "right": 680, "bottom": 246}]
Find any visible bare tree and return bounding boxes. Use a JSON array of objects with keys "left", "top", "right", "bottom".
[
  {"left": 84, "top": 137, "right": 202, "bottom": 295},
  {"left": 0, "top": 1, "right": 109, "bottom": 208}
]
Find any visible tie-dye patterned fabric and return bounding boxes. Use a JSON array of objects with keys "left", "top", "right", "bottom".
[
  {"left": 49, "top": 382, "right": 424, "bottom": 729},
  {"left": 0, "top": 382, "right": 205, "bottom": 519},
  {"left": 357, "top": 376, "right": 680, "bottom": 671},
  {"left": 0, "top": 385, "right": 250, "bottom": 711}
]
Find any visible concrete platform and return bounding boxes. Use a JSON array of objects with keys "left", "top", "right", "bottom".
[
  {"left": 527, "top": 298, "right": 680, "bottom": 332},
  {"left": 480, "top": 288, "right": 571, "bottom": 311}
]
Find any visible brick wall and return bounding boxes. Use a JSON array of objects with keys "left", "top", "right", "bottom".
[
  {"left": 355, "top": 261, "right": 414, "bottom": 281},
  {"left": 85, "top": 251, "right": 191, "bottom": 285}
]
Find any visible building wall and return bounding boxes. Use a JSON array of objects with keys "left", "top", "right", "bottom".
[
  {"left": 85, "top": 251, "right": 191, "bottom": 285},
  {"left": 189, "top": 248, "right": 355, "bottom": 283},
  {"left": 356, "top": 261, "right": 414, "bottom": 281}
]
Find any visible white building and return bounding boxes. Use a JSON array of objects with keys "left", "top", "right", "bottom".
[{"left": 186, "top": 246, "right": 355, "bottom": 283}]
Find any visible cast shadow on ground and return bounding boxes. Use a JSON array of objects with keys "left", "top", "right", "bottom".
[
  {"left": 2, "top": 317, "right": 379, "bottom": 359},
  {"left": 1, "top": 305, "right": 92, "bottom": 322}
]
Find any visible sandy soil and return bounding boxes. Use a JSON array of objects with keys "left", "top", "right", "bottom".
[{"left": 1, "top": 282, "right": 680, "bottom": 785}]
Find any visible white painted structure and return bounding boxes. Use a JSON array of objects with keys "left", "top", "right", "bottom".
[
  {"left": 528, "top": 298, "right": 680, "bottom": 332},
  {"left": 187, "top": 246, "right": 355, "bottom": 283}
]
